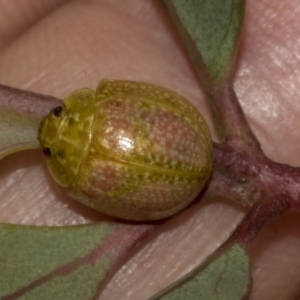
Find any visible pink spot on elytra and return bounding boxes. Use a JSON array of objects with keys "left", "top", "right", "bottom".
[{"left": 88, "top": 163, "right": 122, "bottom": 194}]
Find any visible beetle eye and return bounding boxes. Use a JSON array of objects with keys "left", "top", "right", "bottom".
[
  {"left": 52, "top": 106, "right": 63, "bottom": 117},
  {"left": 43, "top": 147, "right": 52, "bottom": 157}
]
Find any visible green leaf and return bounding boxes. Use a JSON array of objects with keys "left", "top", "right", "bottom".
[
  {"left": 164, "top": 0, "right": 259, "bottom": 147},
  {"left": 150, "top": 243, "right": 251, "bottom": 300},
  {"left": 0, "top": 222, "right": 154, "bottom": 299},
  {"left": 164, "top": 0, "right": 245, "bottom": 86},
  {"left": 0, "top": 84, "right": 61, "bottom": 159}
]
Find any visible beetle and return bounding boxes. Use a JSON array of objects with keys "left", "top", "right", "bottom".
[{"left": 39, "top": 80, "right": 213, "bottom": 221}]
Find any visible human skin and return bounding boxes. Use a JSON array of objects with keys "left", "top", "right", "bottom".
[{"left": 0, "top": 0, "right": 299, "bottom": 299}]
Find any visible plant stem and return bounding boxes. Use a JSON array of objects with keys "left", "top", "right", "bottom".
[
  {"left": 0, "top": 84, "right": 61, "bottom": 121},
  {"left": 0, "top": 85, "right": 61, "bottom": 158},
  {"left": 210, "top": 140, "right": 300, "bottom": 245},
  {"left": 210, "top": 81, "right": 261, "bottom": 150}
]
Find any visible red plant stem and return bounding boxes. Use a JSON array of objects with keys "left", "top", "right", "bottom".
[
  {"left": 0, "top": 84, "right": 61, "bottom": 121},
  {"left": 235, "top": 199, "right": 294, "bottom": 246},
  {"left": 210, "top": 81, "right": 261, "bottom": 151},
  {"left": 0, "top": 85, "right": 62, "bottom": 157},
  {"left": 211, "top": 139, "right": 300, "bottom": 245}
]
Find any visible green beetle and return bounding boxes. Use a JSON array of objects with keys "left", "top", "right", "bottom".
[{"left": 39, "top": 80, "right": 213, "bottom": 221}]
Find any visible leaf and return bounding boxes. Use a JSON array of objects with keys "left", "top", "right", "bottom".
[
  {"left": 150, "top": 243, "right": 251, "bottom": 300},
  {"left": 165, "top": 0, "right": 259, "bottom": 148},
  {"left": 164, "top": 0, "right": 245, "bottom": 86},
  {"left": 0, "top": 222, "right": 155, "bottom": 299},
  {"left": 0, "top": 84, "right": 61, "bottom": 159}
]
